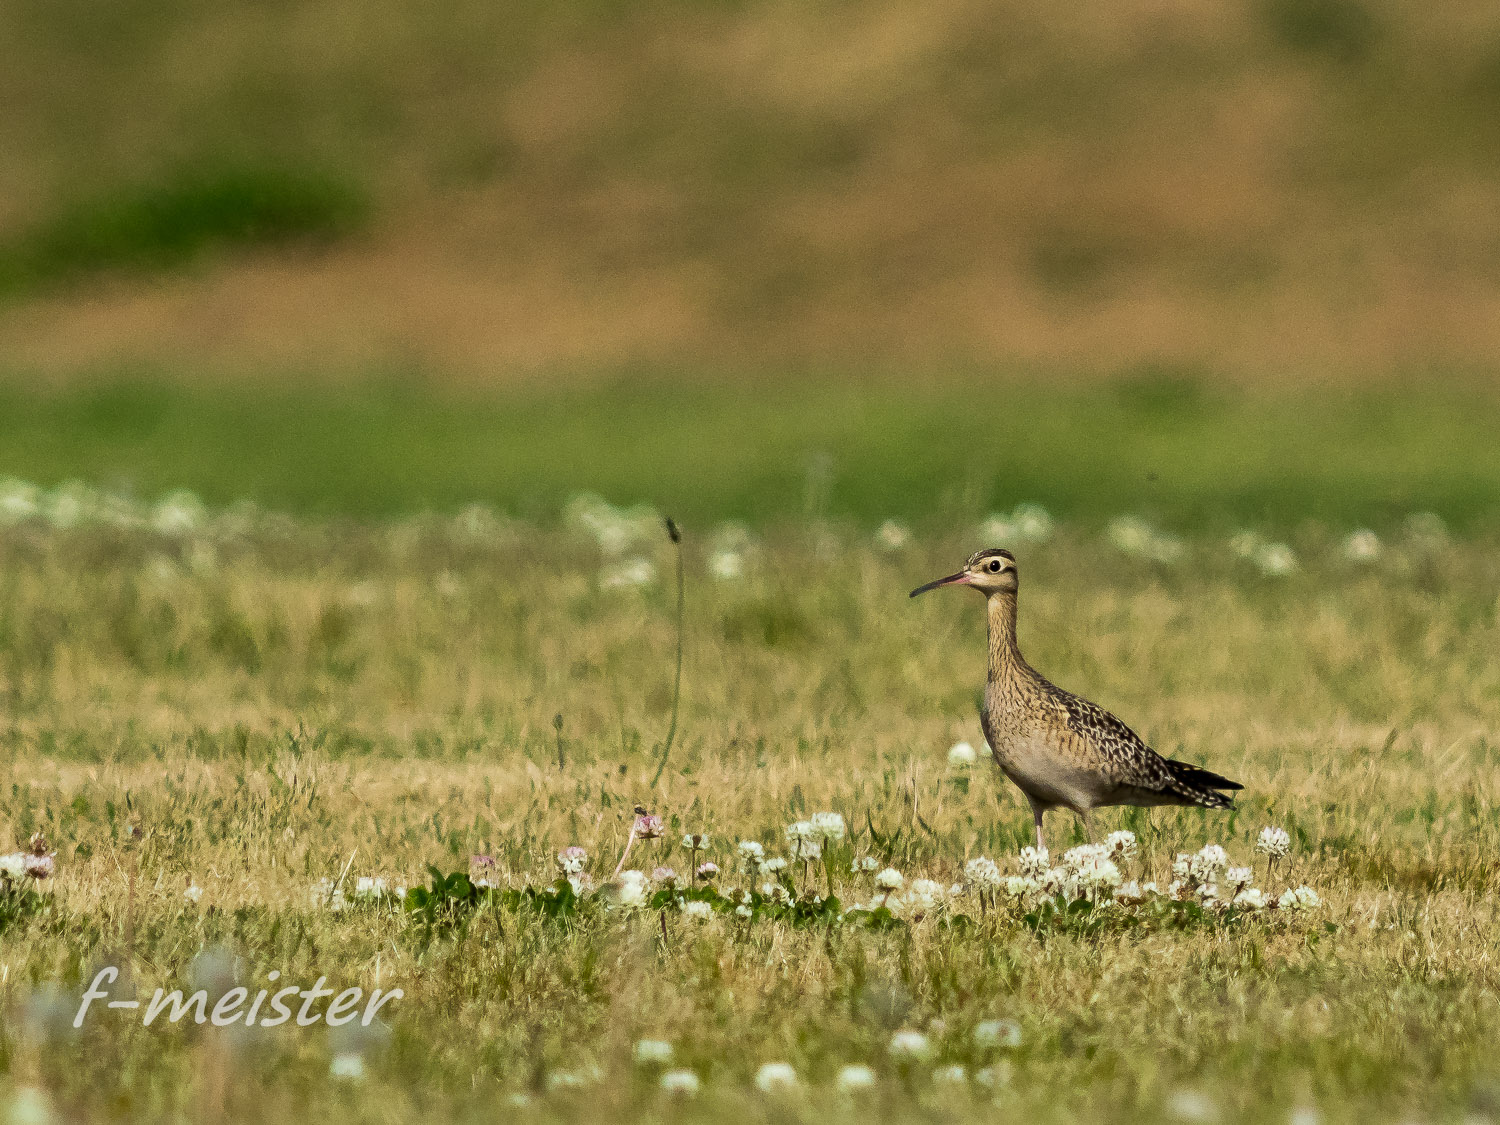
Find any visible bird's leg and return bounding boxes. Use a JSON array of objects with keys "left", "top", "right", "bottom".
[
  {"left": 1029, "top": 801, "right": 1047, "bottom": 853},
  {"left": 1079, "top": 810, "right": 1095, "bottom": 844}
]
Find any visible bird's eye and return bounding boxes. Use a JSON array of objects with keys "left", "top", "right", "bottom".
[{"left": 988, "top": 559, "right": 1002, "bottom": 572}]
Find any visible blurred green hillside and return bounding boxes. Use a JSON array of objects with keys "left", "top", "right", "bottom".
[{"left": 4, "top": 0, "right": 1500, "bottom": 378}]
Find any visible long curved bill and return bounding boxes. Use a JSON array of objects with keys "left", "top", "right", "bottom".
[{"left": 909, "top": 571, "right": 971, "bottom": 597}]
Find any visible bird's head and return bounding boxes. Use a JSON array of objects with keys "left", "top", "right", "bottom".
[{"left": 909, "top": 549, "right": 1018, "bottom": 598}]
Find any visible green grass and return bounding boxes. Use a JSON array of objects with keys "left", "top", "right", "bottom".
[
  {"left": 0, "top": 373, "right": 1498, "bottom": 531},
  {"left": 0, "top": 164, "right": 368, "bottom": 296}
]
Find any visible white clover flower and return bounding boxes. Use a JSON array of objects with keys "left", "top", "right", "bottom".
[
  {"left": 947, "top": 741, "right": 977, "bottom": 767},
  {"left": 682, "top": 833, "right": 707, "bottom": 850},
  {"left": 353, "top": 876, "right": 388, "bottom": 900},
  {"left": 1279, "top": 886, "right": 1321, "bottom": 911},
  {"left": 556, "top": 846, "right": 589, "bottom": 875},
  {"left": 151, "top": 490, "right": 206, "bottom": 536},
  {"left": 761, "top": 857, "right": 788, "bottom": 875},
  {"left": 876, "top": 521, "right": 910, "bottom": 552},
  {"left": 1171, "top": 853, "right": 1193, "bottom": 880},
  {"left": 1011, "top": 503, "right": 1054, "bottom": 542},
  {"left": 183, "top": 883, "right": 204, "bottom": 905},
  {"left": 601, "top": 557, "right": 657, "bottom": 589},
  {"left": 761, "top": 882, "right": 791, "bottom": 905},
  {"left": 1109, "top": 515, "right": 1153, "bottom": 555},
  {"left": 1167, "top": 879, "right": 1188, "bottom": 901},
  {"left": 1256, "top": 827, "right": 1291, "bottom": 859},
  {"left": 708, "top": 550, "right": 744, "bottom": 580},
  {"left": 809, "top": 811, "right": 846, "bottom": 842},
  {"left": 1017, "top": 846, "right": 1049, "bottom": 879},
  {"left": 1108, "top": 516, "right": 1183, "bottom": 563},
  {"left": 974, "top": 1018, "right": 1022, "bottom": 1049},
  {"left": 46, "top": 490, "right": 90, "bottom": 529},
  {"left": 1196, "top": 883, "right": 1221, "bottom": 906},
  {"left": 851, "top": 856, "right": 879, "bottom": 873},
  {"left": 1232, "top": 888, "right": 1267, "bottom": 910},
  {"left": 1114, "top": 881, "right": 1145, "bottom": 905},
  {"left": 933, "top": 1064, "right": 968, "bottom": 1085},
  {"left": 1003, "top": 875, "right": 1038, "bottom": 898},
  {"left": 1229, "top": 530, "right": 1263, "bottom": 559},
  {"left": 835, "top": 1064, "right": 877, "bottom": 1092},
  {"left": 1224, "top": 867, "right": 1253, "bottom": 892},
  {"left": 695, "top": 862, "right": 719, "bottom": 881},
  {"left": 567, "top": 873, "right": 592, "bottom": 896},
  {"left": 613, "top": 870, "right": 650, "bottom": 909},
  {"left": 754, "top": 1062, "right": 798, "bottom": 1093},
  {"left": 903, "top": 879, "right": 945, "bottom": 916},
  {"left": 0, "top": 479, "right": 40, "bottom": 525},
  {"left": 1141, "top": 882, "right": 1160, "bottom": 896},
  {"left": 681, "top": 900, "right": 713, "bottom": 921},
  {"left": 1254, "top": 542, "right": 1298, "bottom": 577},
  {"left": 1073, "top": 855, "right": 1121, "bottom": 891},
  {"left": 1190, "top": 845, "right": 1228, "bottom": 883},
  {"left": 874, "top": 868, "right": 904, "bottom": 892},
  {"left": 978, "top": 514, "right": 1018, "bottom": 541},
  {"left": 1342, "top": 529, "right": 1381, "bottom": 562},
  {"left": 964, "top": 857, "right": 1001, "bottom": 889},
  {"left": 330, "top": 1053, "right": 366, "bottom": 1080},
  {"left": 547, "top": 1066, "right": 602, "bottom": 1091},
  {"left": 1168, "top": 1088, "right": 1217, "bottom": 1122},
  {"left": 908, "top": 877, "right": 944, "bottom": 905},
  {"left": 1062, "top": 843, "right": 1109, "bottom": 872},
  {"left": 888, "top": 1029, "right": 933, "bottom": 1062},
  {"left": 652, "top": 866, "right": 679, "bottom": 888},
  {"left": 1404, "top": 511, "right": 1448, "bottom": 549},
  {"left": 980, "top": 504, "right": 1052, "bottom": 544},
  {"left": 737, "top": 840, "right": 765, "bottom": 870},
  {"left": 633, "top": 1039, "right": 674, "bottom": 1066},
  {"left": 452, "top": 502, "right": 504, "bottom": 544},
  {"left": 735, "top": 904, "right": 752, "bottom": 919},
  {"left": 98, "top": 493, "right": 144, "bottom": 531},
  {"left": 976, "top": 1063, "right": 1012, "bottom": 1088},
  {"left": 784, "top": 821, "right": 823, "bottom": 860},
  {"left": 659, "top": 1069, "right": 700, "bottom": 1096},
  {"left": 1039, "top": 867, "right": 1073, "bottom": 899},
  {"left": 1104, "top": 830, "right": 1137, "bottom": 858}
]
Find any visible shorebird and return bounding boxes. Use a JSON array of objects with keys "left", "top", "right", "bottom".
[{"left": 911, "top": 549, "right": 1241, "bottom": 850}]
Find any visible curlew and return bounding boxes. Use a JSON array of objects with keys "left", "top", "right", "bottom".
[{"left": 911, "top": 549, "right": 1241, "bottom": 851}]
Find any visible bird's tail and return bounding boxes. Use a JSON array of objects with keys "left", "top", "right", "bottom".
[{"left": 1165, "top": 758, "right": 1242, "bottom": 809}]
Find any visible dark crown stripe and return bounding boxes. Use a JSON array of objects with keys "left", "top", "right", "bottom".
[{"left": 967, "top": 548, "right": 1016, "bottom": 566}]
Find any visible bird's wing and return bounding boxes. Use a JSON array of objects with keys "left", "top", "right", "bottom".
[{"left": 1044, "top": 687, "right": 1177, "bottom": 791}]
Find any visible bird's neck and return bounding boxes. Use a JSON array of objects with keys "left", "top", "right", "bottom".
[{"left": 986, "top": 590, "right": 1025, "bottom": 680}]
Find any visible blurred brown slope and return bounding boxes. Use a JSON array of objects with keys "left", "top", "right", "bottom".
[{"left": 3, "top": 0, "right": 1500, "bottom": 383}]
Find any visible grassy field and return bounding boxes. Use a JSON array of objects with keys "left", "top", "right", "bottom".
[
  {"left": 2, "top": 375, "right": 1500, "bottom": 531},
  {"left": 1, "top": 478, "right": 1498, "bottom": 1122}
]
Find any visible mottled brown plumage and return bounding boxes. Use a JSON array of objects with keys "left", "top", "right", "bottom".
[{"left": 911, "top": 548, "right": 1241, "bottom": 850}]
